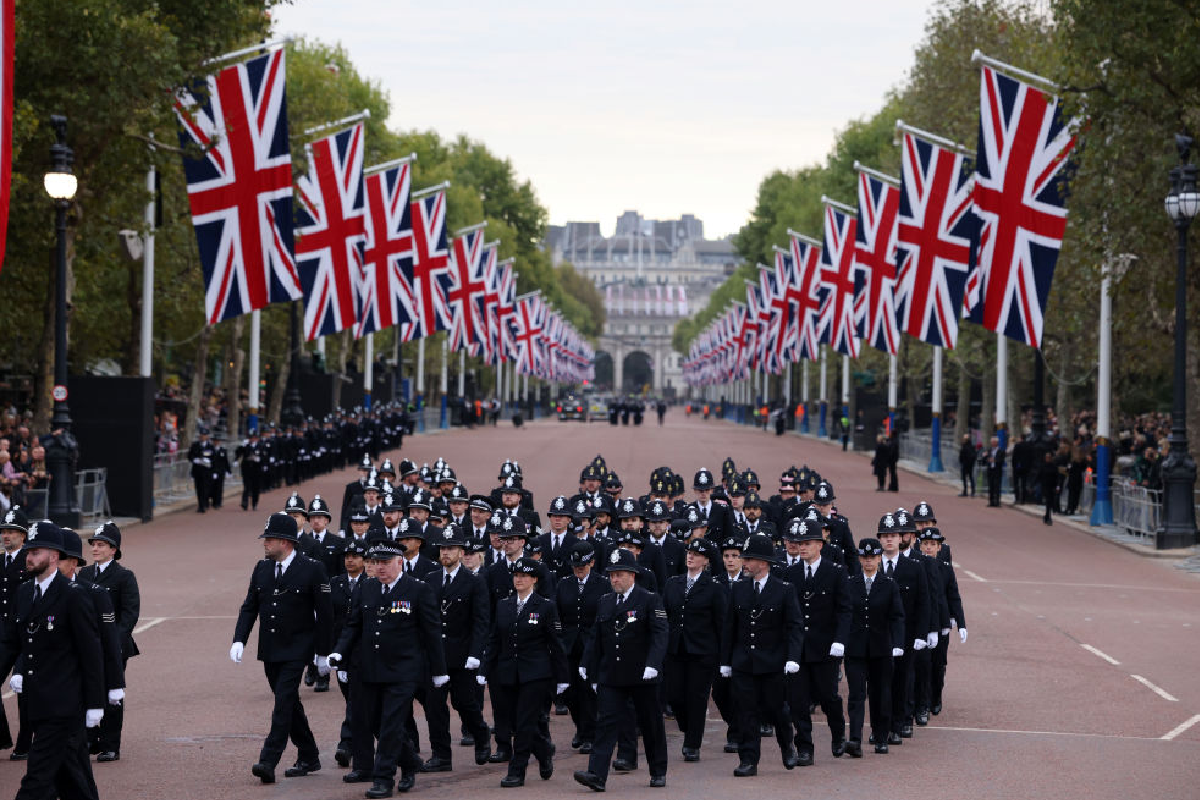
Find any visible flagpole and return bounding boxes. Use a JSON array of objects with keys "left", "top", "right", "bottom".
[
  {"left": 496, "top": 359, "right": 503, "bottom": 417},
  {"left": 894, "top": 121, "right": 974, "bottom": 157},
  {"left": 842, "top": 353, "right": 851, "bottom": 442},
  {"left": 363, "top": 333, "right": 374, "bottom": 410},
  {"left": 458, "top": 349, "right": 466, "bottom": 398},
  {"left": 996, "top": 332, "right": 1009, "bottom": 454},
  {"left": 139, "top": 137, "right": 156, "bottom": 378},
  {"left": 801, "top": 360, "right": 810, "bottom": 434},
  {"left": 929, "top": 346, "right": 945, "bottom": 472},
  {"left": 818, "top": 348, "right": 828, "bottom": 437},
  {"left": 301, "top": 109, "right": 370, "bottom": 139},
  {"left": 247, "top": 309, "right": 261, "bottom": 433},
  {"left": 970, "top": 49, "right": 1060, "bottom": 92},
  {"left": 440, "top": 337, "right": 449, "bottom": 430},
  {"left": 201, "top": 36, "right": 293, "bottom": 68},
  {"left": 416, "top": 337, "right": 426, "bottom": 432},
  {"left": 887, "top": 354, "right": 898, "bottom": 434},
  {"left": 1091, "top": 257, "right": 1116, "bottom": 525}
]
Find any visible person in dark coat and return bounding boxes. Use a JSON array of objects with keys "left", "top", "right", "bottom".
[
  {"left": 188, "top": 427, "right": 215, "bottom": 513},
  {"left": 554, "top": 542, "right": 609, "bottom": 754},
  {"left": 230, "top": 513, "right": 334, "bottom": 785},
  {"left": 662, "top": 538, "right": 725, "bottom": 761},
  {"left": 329, "top": 541, "right": 368, "bottom": 768},
  {"left": 692, "top": 468, "right": 733, "bottom": 543},
  {"left": 719, "top": 534, "right": 804, "bottom": 777},
  {"left": 483, "top": 557, "right": 568, "bottom": 787},
  {"left": 0, "top": 506, "right": 30, "bottom": 752},
  {"left": 574, "top": 548, "right": 669, "bottom": 791},
  {"left": 918, "top": 528, "right": 967, "bottom": 715},
  {"left": 887, "top": 435, "right": 900, "bottom": 492},
  {"left": 958, "top": 435, "right": 977, "bottom": 497},
  {"left": 78, "top": 522, "right": 140, "bottom": 761},
  {"left": 876, "top": 513, "right": 930, "bottom": 744},
  {"left": 537, "top": 496, "right": 580, "bottom": 580},
  {"left": 984, "top": 436, "right": 1005, "bottom": 507},
  {"left": 340, "top": 455, "right": 374, "bottom": 533},
  {"left": 872, "top": 435, "right": 890, "bottom": 491},
  {"left": 209, "top": 443, "right": 231, "bottom": 509},
  {"left": 843, "top": 538, "right": 905, "bottom": 755},
  {"left": 1037, "top": 450, "right": 1060, "bottom": 525},
  {"left": 236, "top": 430, "right": 265, "bottom": 511}
]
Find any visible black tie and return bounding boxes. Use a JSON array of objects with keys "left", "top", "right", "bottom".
[
  {"left": 754, "top": 580, "right": 762, "bottom": 596},
  {"left": 885, "top": 561, "right": 893, "bottom": 578},
  {"left": 382, "top": 582, "right": 390, "bottom": 598},
  {"left": 33, "top": 583, "right": 42, "bottom": 602},
  {"left": 806, "top": 564, "right": 812, "bottom": 581},
  {"left": 615, "top": 594, "right": 624, "bottom": 609},
  {"left": 444, "top": 572, "right": 451, "bottom": 588},
  {"left": 275, "top": 562, "right": 283, "bottom": 582},
  {"left": 4, "top": 554, "right": 10, "bottom": 569}
]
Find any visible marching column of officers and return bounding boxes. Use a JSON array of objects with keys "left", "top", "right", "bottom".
[{"left": 232, "top": 454, "right": 967, "bottom": 798}]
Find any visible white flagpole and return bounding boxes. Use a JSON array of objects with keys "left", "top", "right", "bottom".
[
  {"left": 819, "top": 348, "right": 828, "bottom": 437},
  {"left": 929, "top": 346, "right": 945, "bottom": 472},
  {"left": 458, "top": 349, "right": 466, "bottom": 397},
  {"left": 842, "top": 353, "right": 851, "bottom": 435},
  {"left": 364, "top": 333, "right": 374, "bottom": 409},
  {"left": 996, "top": 332, "right": 1009, "bottom": 451},
  {"left": 888, "top": 354, "right": 898, "bottom": 434},
  {"left": 801, "top": 359, "right": 810, "bottom": 433},
  {"left": 247, "top": 309, "right": 261, "bottom": 432},
  {"left": 417, "top": 337, "right": 426, "bottom": 402},
  {"left": 139, "top": 138, "right": 155, "bottom": 377},
  {"left": 440, "top": 337, "right": 448, "bottom": 429},
  {"left": 1091, "top": 257, "right": 1115, "bottom": 525}
]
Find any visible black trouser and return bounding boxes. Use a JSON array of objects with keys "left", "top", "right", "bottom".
[
  {"left": 960, "top": 464, "right": 974, "bottom": 495},
  {"left": 788, "top": 658, "right": 845, "bottom": 753},
  {"left": 193, "top": 473, "right": 211, "bottom": 511},
  {"left": 731, "top": 671, "right": 793, "bottom": 766},
  {"left": 875, "top": 470, "right": 887, "bottom": 491},
  {"left": 16, "top": 716, "right": 95, "bottom": 800},
  {"left": 587, "top": 683, "right": 667, "bottom": 782},
  {"left": 260, "top": 659, "right": 318, "bottom": 766},
  {"left": 491, "top": 679, "right": 553, "bottom": 777},
  {"left": 209, "top": 475, "right": 225, "bottom": 508},
  {"left": 615, "top": 699, "right": 639, "bottom": 764},
  {"left": 931, "top": 635, "right": 950, "bottom": 708},
  {"left": 489, "top": 680, "right": 548, "bottom": 757},
  {"left": 1013, "top": 471, "right": 1027, "bottom": 503},
  {"left": 355, "top": 680, "right": 418, "bottom": 783},
  {"left": 88, "top": 655, "right": 128, "bottom": 754},
  {"left": 887, "top": 463, "right": 899, "bottom": 492},
  {"left": 241, "top": 466, "right": 261, "bottom": 510},
  {"left": 711, "top": 671, "right": 740, "bottom": 744},
  {"left": 13, "top": 693, "right": 30, "bottom": 753},
  {"left": 565, "top": 645, "right": 596, "bottom": 744},
  {"left": 845, "top": 656, "right": 892, "bottom": 744},
  {"left": 912, "top": 648, "right": 932, "bottom": 715},
  {"left": 1067, "top": 472, "right": 1083, "bottom": 514},
  {"left": 426, "top": 668, "right": 489, "bottom": 761},
  {"left": 665, "top": 653, "right": 715, "bottom": 750},
  {"left": 338, "top": 671, "right": 353, "bottom": 752},
  {"left": 988, "top": 468, "right": 1002, "bottom": 505},
  {"left": 890, "top": 647, "right": 916, "bottom": 732}
]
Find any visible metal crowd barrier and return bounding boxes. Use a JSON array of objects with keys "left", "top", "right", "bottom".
[
  {"left": 152, "top": 453, "right": 242, "bottom": 507},
  {"left": 17, "top": 470, "right": 110, "bottom": 525}
]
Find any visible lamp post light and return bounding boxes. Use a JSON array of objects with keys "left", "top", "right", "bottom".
[
  {"left": 43, "top": 115, "right": 81, "bottom": 528},
  {"left": 1158, "top": 133, "right": 1199, "bottom": 549}
]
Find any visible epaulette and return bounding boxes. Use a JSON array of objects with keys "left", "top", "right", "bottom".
[{"left": 319, "top": 584, "right": 331, "bottom": 593}]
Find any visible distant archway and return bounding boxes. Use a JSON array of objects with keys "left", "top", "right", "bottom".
[
  {"left": 622, "top": 351, "right": 652, "bottom": 394},
  {"left": 594, "top": 351, "right": 614, "bottom": 391}
]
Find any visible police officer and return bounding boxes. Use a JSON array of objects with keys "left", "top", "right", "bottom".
[
  {"left": 78, "top": 522, "right": 140, "bottom": 762},
  {"left": 230, "top": 513, "right": 333, "bottom": 784},
  {"left": 483, "top": 556, "right": 568, "bottom": 787},
  {"left": 341, "top": 455, "right": 374, "bottom": 533},
  {"left": 209, "top": 440, "right": 231, "bottom": 509},
  {"left": 0, "top": 506, "right": 29, "bottom": 751},
  {"left": 711, "top": 535, "right": 744, "bottom": 753},
  {"left": 423, "top": 527, "right": 493, "bottom": 771},
  {"left": 329, "top": 541, "right": 449, "bottom": 798},
  {"left": 781, "top": 518, "right": 850, "bottom": 765},
  {"left": 188, "top": 427, "right": 215, "bottom": 513},
  {"left": 812, "top": 482, "right": 859, "bottom": 576},
  {"left": 692, "top": 468, "right": 732, "bottom": 542},
  {"left": 0, "top": 522, "right": 105, "bottom": 800},
  {"left": 236, "top": 429, "right": 264, "bottom": 511},
  {"left": 719, "top": 533, "right": 803, "bottom": 776},
  {"left": 299, "top": 496, "right": 345, "bottom": 580},
  {"left": 876, "top": 512, "right": 930, "bottom": 744},
  {"left": 554, "top": 542, "right": 608, "bottom": 754},
  {"left": 897, "top": 507, "right": 946, "bottom": 729},
  {"left": 663, "top": 537, "right": 725, "bottom": 762},
  {"left": 644, "top": 499, "right": 685, "bottom": 580},
  {"left": 575, "top": 548, "right": 669, "bottom": 791},
  {"left": 330, "top": 540, "right": 367, "bottom": 768},
  {"left": 397, "top": 518, "right": 441, "bottom": 580},
  {"left": 918, "top": 528, "right": 966, "bottom": 715},
  {"left": 538, "top": 496, "right": 580, "bottom": 580},
  {"left": 844, "top": 537, "right": 905, "bottom": 755}
]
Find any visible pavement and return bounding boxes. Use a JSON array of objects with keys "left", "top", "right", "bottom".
[{"left": 4, "top": 413, "right": 1198, "bottom": 800}]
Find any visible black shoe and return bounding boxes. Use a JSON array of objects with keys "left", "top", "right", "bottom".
[
  {"left": 782, "top": 746, "right": 799, "bottom": 770},
  {"left": 875, "top": 743, "right": 889, "bottom": 754},
  {"left": 759, "top": 724, "right": 774, "bottom": 736},
  {"left": 915, "top": 710, "right": 929, "bottom": 726},
  {"left": 460, "top": 734, "right": 475, "bottom": 747},
  {"left": 831, "top": 740, "right": 845, "bottom": 758},
  {"left": 314, "top": 676, "right": 330, "bottom": 692},
  {"left": 335, "top": 749, "right": 351, "bottom": 768},
  {"left": 554, "top": 702, "right": 569, "bottom": 716},
  {"left": 367, "top": 779, "right": 394, "bottom": 798},
  {"left": 844, "top": 741, "right": 862, "bottom": 758},
  {"left": 422, "top": 756, "right": 452, "bottom": 773},
  {"left": 578, "top": 742, "right": 593, "bottom": 754},
  {"left": 682, "top": 747, "right": 700, "bottom": 762},
  {"left": 285, "top": 759, "right": 320, "bottom": 777},
  {"left": 304, "top": 665, "right": 316, "bottom": 687},
  {"left": 475, "top": 745, "right": 492, "bottom": 765},
  {"left": 539, "top": 755, "right": 553, "bottom": 781},
  {"left": 900, "top": 725, "right": 914, "bottom": 738},
  {"left": 574, "top": 770, "right": 606, "bottom": 792},
  {"left": 733, "top": 763, "right": 757, "bottom": 777},
  {"left": 649, "top": 775, "right": 666, "bottom": 788},
  {"left": 887, "top": 732, "right": 903, "bottom": 745},
  {"left": 868, "top": 734, "right": 876, "bottom": 745},
  {"left": 931, "top": 702, "right": 943, "bottom": 716},
  {"left": 796, "top": 750, "right": 814, "bottom": 767},
  {"left": 488, "top": 748, "right": 512, "bottom": 764},
  {"left": 571, "top": 735, "right": 582, "bottom": 749},
  {"left": 501, "top": 774, "right": 525, "bottom": 788},
  {"left": 344, "top": 770, "right": 373, "bottom": 783},
  {"left": 251, "top": 762, "right": 276, "bottom": 784},
  {"left": 612, "top": 758, "right": 636, "bottom": 773},
  {"left": 97, "top": 751, "right": 120, "bottom": 763},
  {"left": 723, "top": 741, "right": 739, "bottom": 754},
  {"left": 396, "top": 771, "right": 415, "bottom": 793}
]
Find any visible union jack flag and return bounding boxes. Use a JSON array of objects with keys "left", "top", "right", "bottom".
[
  {"left": 965, "top": 64, "right": 1078, "bottom": 348},
  {"left": 356, "top": 158, "right": 416, "bottom": 338},
  {"left": 295, "top": 123, "right": 366, "bottom": 341},
  {"left": 446, "top": 227, "right": 488, "bottom": 352},
  {"left": 787, "top": 234, "right": 823, "bottom": 361},
  {"left": 174, "top": 49, "right": 300, "bottom": 324},
  {"left": 405, "top": 189, "right": 453, "bottom": 340},
  {"left": 894, "top": 132, "right": 978, "bottom": 349},
  {"left": 476, "top": 243, "right": 500, "bottom": 362},
  {"left": 818, "top": 204, "right": 860, "bottom": 358},
  {"left": 852, "top": 171, "right": 901, "bottom": 355},
  {"left": 495, "top": 262, "right": 517, "bottom": 362},
  {"left": 512, "top": 292, "right": 545, "bottom": 375},
  {"left": 744, "top": 279, "right": 766, "bottom": 372},
  {"left": 764, "top": 257, "right": 791, "bottom": 373}
]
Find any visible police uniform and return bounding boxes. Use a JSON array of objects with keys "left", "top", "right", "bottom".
[
  {"left": 920, "top": 528, "right": 966, "bottom": 716},
  {"left": 663, "top": 538, "right": 725, "bottom": 759},
  {"left": 0, "top": 506, "right": 29, "bottom": 751},
  {"left": 231, "top": 513, "right": 333, "bottom": 783},
  {"left": 692, "top": 469, "right": 733, "bottom": 542},
  {"left": 554, "top": 542, "right": 609, "bottom": 752},
  {"left": 575, "top": 549, "right": 669, "bottom": 791},
  {"left": 875, "top": 513, "right": 930, "bottom": 743},
  {"left": 329, "top": 542, "right": 367, "bottom": 766},
  {"left": 897, "top": 508, "right": 947, "bottom": 728},
  {"left": 298, "top": 497, "right": 346, "bottom": 579},
  {"left": 844, "top": 538, "right": 905, "bottom": 754},
  {"left": 209, "top": 444, "right": 231, "bottom": 509},
  {"left": 188, "top": 431, "right": 215, "bottom": 513},
  {"left": 538, "top": 496, "right": 581, "bottom": 580},
  {"left": 236, "top": 434, "right": 265, "bottom": 511}
]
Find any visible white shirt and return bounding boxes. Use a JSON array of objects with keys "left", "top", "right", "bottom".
[
  {"left": 276, "top": 549, "right": 297, "bottom": 575},
  {"left": 93, "top": 559, "right": 112, "bottom": 575},
  {"left": 403, "top": 556, "right": 421, "bottom": 574},
  {"left": 882, "top": 555, "right": 900, "bottom": 575},
  {"left": 34, "top": 571, "right": 55, "bottom": 596},
  {"left": 614, "top": 586, "right": 634, "bottom": 604},
  {"left": 697, "top": 502, "right": 712, "bottom": 517},
  {"left": 753, "top": 575, "right": 769, "bottom": 594},
  {"left": 442, "top": 565, "right": 460, "bottom": 584},
  {"left": 786, "top": 555, "right": 802, "bottom": 568},
  {"left": 380, "top": 576, "right": 400, "bottom": 594},
  {"left": 649, "top": 535, "right": 668, "bottom": 548},
  {"left": 802, "top": 557, "right": 822, "bottom": 578}
]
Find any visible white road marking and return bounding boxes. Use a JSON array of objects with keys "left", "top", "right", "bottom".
[
  {"left": 1130, "top": 675, "right": 1179, "bottom": 702},
  {"left": 1161, "top": 714, "right": 1200, "bottom": 741},
  {"left": 962, "top": 569, "right": 987, "bottom": 582},
  {"left": 133, "top": 617, "right": 166, "bottom": 634},
  {"left": 1081, "top": 644, "right": 1121, "bottom": 666},
  {"left": 927, "top": 725, "right": 1162, "bottom": 742}
]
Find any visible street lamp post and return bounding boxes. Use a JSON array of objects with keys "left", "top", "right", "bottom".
[
  {"left": 43, "top": 115, "right": 81, "bottom": 528},
  {"left": 1159, "top": 134, "right": 1199, "bottom": 549}
]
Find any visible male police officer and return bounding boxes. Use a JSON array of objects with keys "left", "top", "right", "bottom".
[
  {"left": 555, "top": 542, "right": 608, "bottom": 754},
  {"left": 188, "top": 427, "right": 215, "bottom": 513}
]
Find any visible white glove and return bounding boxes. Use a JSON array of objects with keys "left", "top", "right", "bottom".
[
  {"left": 229, "top": 642, "right": 244, "bottom": 663},
  {"left": 719, "top": 666, "right": 732, "bottom": 678},
  {"left": 432, "top": 674, "right": 450, "bottom": 688},
  {"left": 891, "top": 647, "right": 904, "bottom": 657},
  {"left": 950, "top": 617, "right": 957, "bottom": 628},
  {"left": 337, "top": 671, "right": 348, "bottom": 684},
  {"left": 476, "top": 675, "right": 487, "bottom": 686},
  {"left": 784, "top": 660, "right": 800, "bottom": 674},
  {"left": 591, "top": 683, "right": 597, "bottom": 691},
  {"left": 327, "top": 652, "right": 343, "bottom": 667},
  {"left": 86, "top": 709, "right": 104, "bottom": 728},
  {"left": 959, "top": 628, "right": 968, "bottom": 645},
  {"left": 641, "top": 667, "right": 658, "bottom": 681},
  {"left": 9, "top": 674, "right": 22, "bottom": 694},
  {"left": 464, "top": 656, "right": 481, "bottom": 670},
  {"left": 316, "top": 656, "right": 331, "bottom": 677},
  {"left": 927, "top": 632, "right": 939, "bottom": 649},
  {"left": 556, "top": 683, "right": 570, "bottom": 695},
  {"left": 829, "top": 642, "right": 845, "bottom": 658},
  {"left": 913, "top": 638, "right": 926, "bottom": 651},
  {"left": 578, "top": 666, "right": 587, "bottom": 680},
  {"left": 107, "top": 688, "right": 125, "bottom": 705},
  {"left": 941, "top": 628, "right": 951, "bottom": 637}
]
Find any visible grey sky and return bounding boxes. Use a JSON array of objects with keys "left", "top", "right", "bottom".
[{"left": 271, "top": 1, "right": 937, "bottom": 238}]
